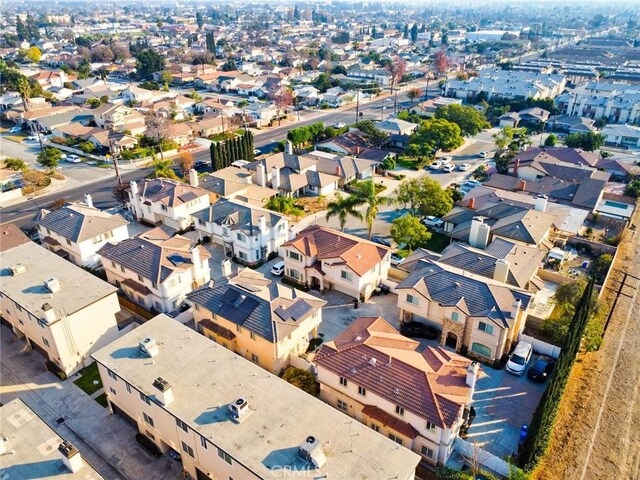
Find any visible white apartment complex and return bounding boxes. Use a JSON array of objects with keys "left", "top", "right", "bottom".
[{"left": 555, "top": 82, "right": 640, "bottom": 124}]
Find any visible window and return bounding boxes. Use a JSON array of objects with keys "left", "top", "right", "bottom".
[
  {"left": 42, "top": 337, "right": 50, "bottom": 348},
  {"left": 107, "top": 369, "right": 118, "bottom": 381},
  {"left": 395, "top": 405, "right": 404, "bottom": 416},
  {"left": 222, "top": 227, "right": 229, "bottom": 236},
  {"left": 237, "top": 233, "right": 246, "bottom": 242},
  {"left": 92, "top": 235, "right": 103, "bottom": 244},
  {"left": 339, "top": 377, "right": 348, "bottom": 387},
  {"left": 238, "top": 251, "right": 248, "bottom": 260},
  {"left": 126, "top": 383, "right": 131, "bottom": 394},
  {"left": 251, "top": 353, "right": 259, "bottom": 363},
  {"left": 109, "top": 387, "right": 116, "bottom": 395},
  {"left": 143, "top": 412, "right": 154, "bottom": 427},
  {"left": 120, "top": 265, "right": 125, "bottom": 273},
  {"left": 471, "top": 342, "right": 493, "bottom": 358},
  {"left": 181, "top": 441, "right": 194, "bottom": 458},
  {"left": 66, "top": 239, "right": 72, "bottom": 246},
  {"left": 478, "top": 322, "right": 494, "bottom": 335},
  {"left": 112, "top": 261, "right": 117, "bottom": 268},
  {"left": 289, "top": 269, "right": 301, "bottom": 280},
  {"left": 250, "top": 332, "right": 256, "bottom": 340},
  {"left": 200, "top": 436, "right": 208, "bottom": 449},
  {"left": 340, "top": 270, "right": 352, "bottom": 281},
  {"left": 337, "top": 399, "right": 348, "bottom": 412},
  {"left": 406, "top": 294, "right": 419, "bottom": 305},
  {"left": 451, "top": 312, "right": 459, "bottom": 321},
  {"left": 371, "top": 423, "right": 380, "bottom": 432},
  {"left": 255, "top": 249, "right": 260, "bottom": 259},
  {"left": 218, "top": 448, "right": 233, "bottom": 465},
  {"left": 105, "top": 231, "right": 113, "bottom": 239},
  {"left": 426, "top": 421, "right": 436, "bottom": 432},
  {"left": 176, "top": 419, "right": 189, "bottom": 433},
  {"left": 161, "top": 204, "right": 167, "bottom": 211},
  {"left": 358, "top": 386, "right": 366, "bottom": 396},
  {"left": 198, "top": 218, "right": 205, "bottom": 225},
  {"left": 37, "top": 319, "right": 47, "bottom": 328},
  {"left": 139, "top": 392, "right": 151, "bottom": 405},
  {"left": 137, "top": 274, "right": 144, "bottom": 282},
  {"left": 421, "top": 445, "right": 435, "bottom": 459},
  {"left": 288, "top": 251, "right": 301, "bottom": 261},
  {"left": 388, "top": 433, "right": 403, "bottom": 446}
]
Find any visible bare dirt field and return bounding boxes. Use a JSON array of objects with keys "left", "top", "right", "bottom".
[{"left": 533, "top": 208, "right": 640, "bottom": 480}]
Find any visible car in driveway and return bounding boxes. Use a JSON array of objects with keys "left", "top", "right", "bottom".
[
  {"left": 390, "top": 253, "right": 404, "bottom": 266},
  {"left": 371, "top": 236, "right": 392, "bottom": 247},
  {"left": 400, "top": 321, "right": 438, "bottom": 340},
  {"left": 458, "top": 163, "right": 471, "bottom": 171},
  {"left": 421, "top": 216, "right": 444, "bottom": 228},
  {"left": 527, "top": 355, "right": 556, "bottom": 383},
  {"left": 8, "top": 126, "right": 23, "bottom": 134},
  {"left": 270, "top": 261, "right": 285, "bottom": 276},
  {"left": 465, "top": 179, "right": 481, "bottom": 188},
  {"left": 505, "top": 341, "right": 533, "bottom": 376}
]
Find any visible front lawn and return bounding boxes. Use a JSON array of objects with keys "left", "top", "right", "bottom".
[
  {"left": 396, "top": 156, "right": 419, "bottom": 170},
  {"left": 73, "top": 362, "right": 103, "bottom": 395},
  {"left": 95, "top": 393, "right": 109, "bottom": 408}
]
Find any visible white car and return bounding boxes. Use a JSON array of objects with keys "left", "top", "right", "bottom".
[
  {"left": 440, "top": 156, "right": 452, "bottom": 164},
  {"left": 458, "top": 163, "right": 471, "bottom": 171},
  {"left": 66, "top": 155, "right": 81, "bottom": 163},
  {"left": 465, "top": 179, "right": 481, "bottom": 188},
  {"left": 8, "top": 126, "right": 23, "bottom": 134},
  {"left": 422, "top": 216, "right": 444, "bottom": 228},
  {"left": 390, "top": 253, "right": 404, "bottom": 266},
  {"left": 443, "top": 164, "right": 455, "bottom": 173},
  {"left": 270, "top": 261, "right": 285, "bottom": 276},
  {"left": 479, "top": 151, "right": 490, "bottom": 158},
  {"left": 505, "top": 341, "right": 533, "bottom": 376},
  {"left": 333, "top": 122, "right": 346, "bottom": 129},
  {"left": 429, "top": 161, "right": 443, "bottom": 170}
]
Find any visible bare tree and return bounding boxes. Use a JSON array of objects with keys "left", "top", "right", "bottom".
[
  {"left": 144, "top": 111, "right": 171, "bottom": 160},
  {"left": 434, "top": 50, "right": 449, "bottom": 76},
  {"left": 268, "top": 87, "right": 294, "bottom": 126}
]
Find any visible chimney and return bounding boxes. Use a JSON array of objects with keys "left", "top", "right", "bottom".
[
  {"left": 535, "top": 194, "right": 548, "bottom": 212},
  {"left": 511, "top": 299, "right": 522, "bottom": 319},
  {"left": 59, "top": 441, "right": 84, "bottom": 473},
  {"left": 513, "top": 158, "right": 520, "bottom": 176},
  {"left": 153, "top": 377, "right": 174, "bottom": 406},
  {"left": 335, "top": 166, "right": 340, "bottom": 176},
  {"left": 468, "top": 217, "right": 490, "bottom": 249},
  {"left": 191, "top": 247, "right": 204, "bottom": 285},
  {"left": 466, "top": 361, "right": 479, "bottom": 390},
  {"left": 285, "top": 140, "right": 293, "bottom": 155},
  {"left": 468, "top": 197, "right": 476, "bottom": 210},
  {"left": 493, "top": 258, "right": 510, "bottom": 283},
  {"left": 189, "top": 169, "right": 199, "bottom": 187},
  {"left": 84, "top": 194, "right": 94, "bottom": 208},
  {"left": 356, "top": 146, "right": 361, "bottom": 155},
  {"left": 271, "top": 167, "right": 280, "bottom": 191},
  {"left": 517, "top": 179, "right": 527, "bottom": 191},
  {"left": 257, "top": 163, "right": 266, "bottom": 187},
  {"left": 221, "top": 258, "right": 232, "bottom": 277},
  {"left": 41, "top": 303, "right": 56, "bottom": 324},
  {"left": 259, "top": 214, "right": 267, "bottom": 235},
  {"left": 288, "top": 225, "right": 296, "bottom": 241}
]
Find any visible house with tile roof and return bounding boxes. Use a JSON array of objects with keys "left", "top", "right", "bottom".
[
  {"left": 396, "top": 258, "right": 531, "bottom": 365},
  {"left": 128, "top": 178, "right": 212, "bottom": 230},
  {"left": 281, "top": 225, "right": 391, "bottom": 300},
  {"left": 97, "top": 228, "right": 211, "bottom": 313},
  {"left": 315, "top": 316, "right": 479, "bottom": 467},
  {"left": 194, "top": 198, "right": 290, "bottom": 265},
  {"left": 188, "top": 268, "right": 326, "bottom": 373},
  {"left": 34, "top": 195, "right": 130, "bottom": 267}
]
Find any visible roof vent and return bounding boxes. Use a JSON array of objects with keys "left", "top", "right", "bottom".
[
  {"left": 44, "top": 277, "right": 61, "bottom": 293},
  {"left": 350, "top": 367, "right": 357, "bottom": 374},
  {"left": 454, "top": 281, "right": 461, "bottom": 288},
  {"left": 10, "top": 263, "right": 27, "bottom": 276},
  {"left": 153, "top": 377, "right": 174, "bottom": 405},
  {"left": 369, "top": 357, "right": 377, "bottom": 366},
  {"left": 298, "top": 435, "right": 326, "bottom": 468},
  {"left": 139, "top": 337, "right": 159, "bottom": 357},
  {"left": 228, "top": 397, "right": 251, "bottom": 423},
  {"left": 393, "top": 388, "right": 400, "bottom": 395}
]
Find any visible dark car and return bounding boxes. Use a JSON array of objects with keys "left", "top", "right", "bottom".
[
  {"left": 527, "top": 355, "right": 556, "bottom": 383},
  {"left": 400, "top": 321, "right": 438, "bottom": 340},
  {"left": 371, "top": 236, "right": 391, "bottom": 247}
]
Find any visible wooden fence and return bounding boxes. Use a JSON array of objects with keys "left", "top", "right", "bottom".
[{"left": 118, "top": 295, "right": 154, "bottom": 321}]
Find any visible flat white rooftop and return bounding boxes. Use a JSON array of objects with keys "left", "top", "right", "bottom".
[
  {"left": 92, "top": 314, "right": 420, "bottom": 479},
  {"left": 0, "top": 398, "right": 104, "bottom": 479}
]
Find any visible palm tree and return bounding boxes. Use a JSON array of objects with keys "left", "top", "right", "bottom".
[
  {"left": 349, "top": 180, "right": 394, "bottom": 239},
  {"left": 151, "top": 158, "right": 179, "bottom": 180},
  {"left": 325, "top": 193, "right": 363, "bottom": 232},
  {"left": 17, "top": 76, "right": 31, "bottom": 112}
]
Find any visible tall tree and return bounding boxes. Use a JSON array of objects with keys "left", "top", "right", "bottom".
[
  {"left": 390, "top": 215, "right": 431, "bottom": 252},
  {"left": 196, "top": 11, "right": 204, "bottom": 29},
  {"left": 349, "top": 180, "right": 394, "bottom": 239},
  {"left": 435, "top": 104, "right": 490, "bottom": 136},
  {"left": 144, "top": 112, "right": 170, "bottom": 161},
  {"left": 406, "top": 87, "right": 422, "bottom": 106},
  {"left": 395, "top": 177, "right": 453, "bottom": 219},
  {"left": 178, "top": 152, "right": 194, "bottom": 176},
  {"left": 325, "top": 193, "right": 363, "bottom": 231},
  {"left": 409, "top": 118, "right": 463, "bottom": 154},
  {"left": 16, "top": 76, "right": 31, "bottom": 112},
  {"left": 16, "top": 16, "right": 29, "bottom": 41},
  {"left": 293, "top": 5, "right": 301, "bottom": 20},
  {"left": 25, "top": 13, "right": 40, "bottom": 40},
  {"left": 433, "top": 50, "right": 449, "bottom": 76},
  {"left": 268, "top": 87, "right": 293, "bottom": 127},
  {"left": 151, "top": 158, "right": 179, "bottom": 180},
  {"left": 135, "top": 48, "right": 165, "bottom": 80},
  {"left": 386, "top": 58, "right": 407, "bottom": 95},
  {"left": 410, "top": 23, "right": 419, "bottom": 43}
]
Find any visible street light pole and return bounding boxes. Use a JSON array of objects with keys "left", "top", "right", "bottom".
[{"left": 109, "top": 139, "right": 123, "bottom": 186}]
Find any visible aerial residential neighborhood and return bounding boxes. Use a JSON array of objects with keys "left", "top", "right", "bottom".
[{"left": 1, "top": 2, "right": 639, "bottom": 480}]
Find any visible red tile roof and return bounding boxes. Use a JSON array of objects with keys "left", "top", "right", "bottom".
[{"left": 362, "top": 405, "right": 420, "bottom": 439}]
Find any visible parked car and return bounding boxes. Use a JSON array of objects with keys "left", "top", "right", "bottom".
[
  {"left": 253, "top": 148, "right": 261, "bottom": 156},
  {"left": 66, "top": 155, "right": 81, "bottom": 163},
  {"left": 371, "top": 236, "right": 391, "bottom": 247},
  {"left": 465, "top": 179, "right": 481, "bottom": 188},
  {"left": 270, "top": 261, "right": 285, "bottom": 276},
  {"left": 422, "top": 216, "right": 444, "bottom": 228},
  {"left": 390, "top": 253, "right": 404, "bottom": 266},
  {"left": 505, "top": 341, "right": 533, "bottom": 376},
  {"left": 400, "top": 321, "right": 438, "bottom": 340},
  {"left": 333, "top": 122, "right": 346, "bottom": 129},
  {"left": 458, "top": 163, "right": 471, "bottom": 171},
  {"left": 26, "top": 135, "right": 40, "bottom": 142},
  {"left": 8, "top": 126, "right": 23, "bottom": 133},
  {"left": 527, "top": 355, "right": 556, "bottom": 383},
  {"left": 429, "top": 161, "right": 443, "bottom": 170},
  {"left": 479, "top": 151, "right": 490, "bottom": 158},
  {"left": 440, "top": 156, "right": 452, "bottom": 164},
  {"left": 443, "top": 164, "right": 455, "bottom": 173}
]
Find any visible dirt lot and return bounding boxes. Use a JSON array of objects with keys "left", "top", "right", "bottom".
[{"left": 533, "top": 209, "right": 640, "bottom": 480}]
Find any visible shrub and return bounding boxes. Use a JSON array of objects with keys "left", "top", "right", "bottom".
[{"left": 282, "top": 367, "right": 319, "bottom": 396}]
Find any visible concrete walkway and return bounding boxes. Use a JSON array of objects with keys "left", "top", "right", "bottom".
[{"left": 0, "top": 325, "right": 183, "bottom": 480}]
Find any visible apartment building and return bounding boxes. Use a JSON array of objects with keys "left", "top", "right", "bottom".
[
  {"left": 396, "top": 257, "right": 531, "bottom": 365},
  {"left": 281, "top": 225, "right": 391, "bottom": 300},
  {"left": 188, "top": 268, "right": 326, "bottom": 373},
  {"left": 0, "top": 398, "right": 105, "bottom": 479},
  {"left": 128, "top": 178, "right": 212, "bottom": 230},
  {"left": 315, "top": 317, "right": 479, "bottom": 466},
  {"left": 92, "top": 314, "right": 420, "bottom": 480},
  {"left": 34, "top": 195, "right": 129, "bottom": 267},
  {"left": 0, "top": 230, "right": 120, "bottom": 375},
  {"left": 97, "top": 228, "right": 211, "bottom": 313},
  {"left": 555, "top": 81, "right": 640, "bottom": 123},
  {"left": 193, "top": 198, "right": 289, "bottom": 266}
]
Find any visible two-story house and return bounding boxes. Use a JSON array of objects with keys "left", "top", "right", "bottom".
[
  {"left": 280, "top": 226, "right": 391, "bottom": 301},
  {"left": 34, "top": 195, "right": 130, "bottom": 267},
  {"left": 92, "top": 104, "right": 146, "bottom": 135},
  {"left": 315, "top": 316, "right": 479, "bottom": 467},
  {"left": 128, "top": 178, "right": 212, "bottom": 230},
  {"left": 396, "top": 257, "right": 531, "bottom": 365},
  {"left": 188, "top": 268, "right": 326, "bottom": 373},
  {"left": 97, "top": 228, "right": 211, "bottom": 313},
  {"left": 193, "top": 198, "right": 289, "bottom": 266},
  {"left": 0, "top": 225, "right": 121, "bottom": 375}
]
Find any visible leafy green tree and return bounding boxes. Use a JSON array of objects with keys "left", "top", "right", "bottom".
[
  {"left": 16, "top": 75, "right": 31, "bottom": 112},
  {"left": 312, "top": 73, "right": 332, "bottom": 92},
  {"left": 348, "top": 180, "right": 394, "bottom": 239},
  {"left": 3, "top": 158, "right": 27, "bottom": 171},
  {"left": 282, "top": 367, "right": 319, "bottom": 396},
  {"left": 406, "top": 87, "right": 422, "bottom": 106},
  {"left": 264, "top": 196, "right": 304, "bottom": 218},
  {"left": 564, "top": 132, "right": 605, "bottom": 151},
  {"left": 591, "top": 253, "right": 612, "bottom": 283},
  {"left": 391, "top": 215, "right": 431, "bottom": 252},
  {"left": 196, "top": 11, "right": 204, "bottom": 29},
  {"left": 221, "top": 60, "right": 237, "bottom": 71},
  {"left": 544, "top": 133, "right": 557, "bottom": 147},
  {"left": 395, "top": 177, "right": 453, "bottom": 218},
  {"left": 37, "top": 147, "right": 63, "bottom": 169},
  {"left": 25, "top": 13, "right": 40, "bottom": 40},
  {"left": 135, "top": 49, "right": 165, "bottom": 79},
  {"left": 435, "top": 104, "right": 490, "bottom": 136},
  {"left": 16, "top": 16, "right": 29, "bottom": 41},
  {"left": 624, "top": 179, "right": 640, "bottom": 198},
  {"left": 410, "top": 23, "right": 418, "bottom": 43},
  {"left": 355, "top": 120, "right": 389, "bottom": 148},
  {"left": 325, "top": 193, "right": 363, "bottom": 231},
  {"left": 409, "top": 118, "right": 463, "bottom": 154}
]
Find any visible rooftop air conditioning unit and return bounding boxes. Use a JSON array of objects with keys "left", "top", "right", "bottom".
[
  {"left": 10, "top": 264, "right": 27, "bottom": 276},
  {"left": 139, "top": 337, "right": 159, "bottom": 358},
  {"left": 228, "top": 397, "right": 251, "bottom": 423},
  {"left": 298, "top": 435, "right": 326, "bottom": 468},
  {"left": 44, "top": 277, "right": 61, "bottom": 293}
]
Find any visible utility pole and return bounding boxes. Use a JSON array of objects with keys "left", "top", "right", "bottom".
[
  {"left": 109, "top": 139, "right": 123, "bottom": 186},
  {"left": 355, "top": 89, "right": 360, "bottom": 124},
  {"left": 423, "top": 74, "right": 431, "bottom": 103}
]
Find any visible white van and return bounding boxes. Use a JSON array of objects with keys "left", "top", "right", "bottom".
[{"left": 505, "top": 341, "right": 533, "bottom": 376}]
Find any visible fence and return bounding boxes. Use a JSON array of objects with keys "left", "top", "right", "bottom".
[
  {"left": 118, "top": 295, "right": 154, "bottom": 321},
  {"left": 290, "top": 355, "right": 316, "bottom": 374},
  {"left": 567, "top": 237, "right": 617, "bottom": 256},
  {"left": 536, "top": 268, "right": 575, "bottom": 286},
  {"left": 453, "top": 438, "right": 511, "bottom": 478},
  {"left": 519, "top": 332, "right": 561, "bottom": 359}
]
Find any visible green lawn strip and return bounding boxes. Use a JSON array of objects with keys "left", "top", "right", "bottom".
[
  {"left": 95, "top": 393, "right": 108, "bottom": 408},
  {"left": 73, "top": 362, "right": 103, "bottom": 395}
]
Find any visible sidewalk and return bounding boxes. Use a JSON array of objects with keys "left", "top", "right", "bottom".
[
  {"left": 0, "top": 176, "right": 67, "bottom": 208},
  {"left": 0, "top": 325, "right": 183, "bottom": 480}
]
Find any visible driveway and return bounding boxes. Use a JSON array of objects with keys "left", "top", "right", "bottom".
[
  {"left": 465, "top": 355, "right": 547, "bottom": 459},
  {"left": 0, "top": 324, "right": 183, "bottom": 480}
]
